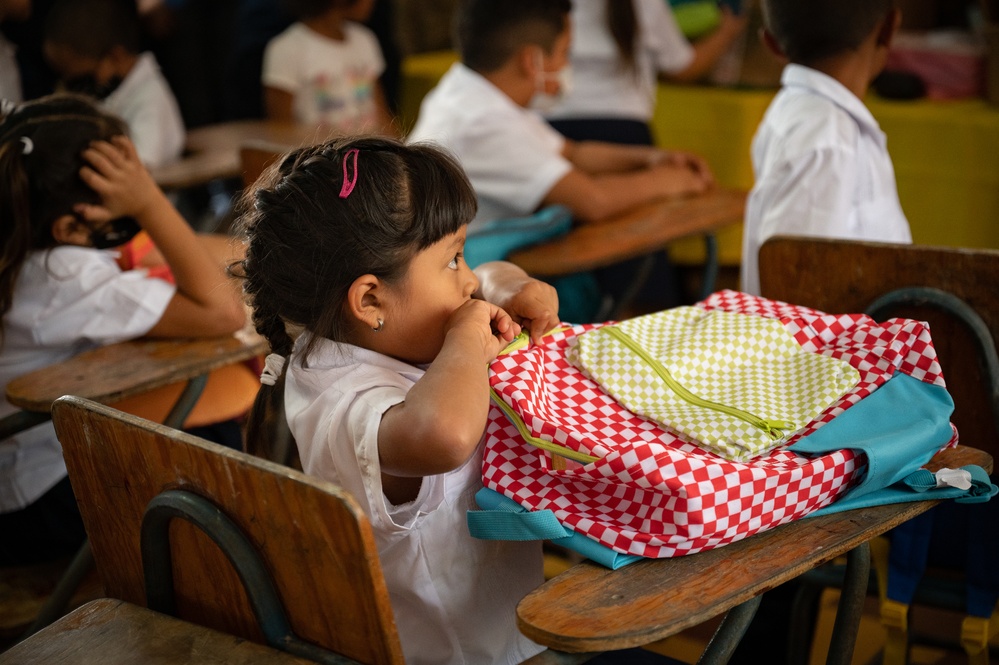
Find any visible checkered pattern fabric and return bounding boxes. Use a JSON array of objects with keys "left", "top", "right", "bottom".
[
  {"left": 567, "top": 307, "right": 861, "bottom": 461},
  {"left": 482, "top": 291, "right": 956, "bottom": 558}
]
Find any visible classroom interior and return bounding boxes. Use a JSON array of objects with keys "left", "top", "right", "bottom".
[{"left": 1, "top": 0, "right": 998, "bottom": 663}]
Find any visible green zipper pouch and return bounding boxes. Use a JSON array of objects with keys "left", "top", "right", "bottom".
[{"left": 566, "top": 307, "right": 861, "bottom": 461}]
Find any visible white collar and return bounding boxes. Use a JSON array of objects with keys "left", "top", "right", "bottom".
[{"left": 781, "top": 64, "right": 884, "bottom": 145}]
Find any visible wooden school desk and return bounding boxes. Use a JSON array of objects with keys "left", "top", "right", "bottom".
[
  {"left": 519, "top": 445, "right": 993, "bottom": 665},
  {"left": 1, "top": 332, "right": 267, "bottom": 634},
  {"left": 5, "top": 332, "right": 268, "bottom": 429},
  {"left": 149, "top": 120, "right": 326, "bottom": 192},
  {"left": 506, "top": 188, "right": 746, "bottom": 302},
  {"left": 0, "top": 598, "right": 315, "bottom": 665}
]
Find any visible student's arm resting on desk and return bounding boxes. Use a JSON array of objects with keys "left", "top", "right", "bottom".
[
  {"left": 548, "top": 140, "right": 713, "bottom": 224},
  {"left": 76, "top": 137, "right": 246, "bottom": 337}
]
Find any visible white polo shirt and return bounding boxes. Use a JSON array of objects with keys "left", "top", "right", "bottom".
[
  {"left": 285, "top": 335, "right": 544, "bottom": 665},
  {"left": 544, "top": 0, "right": 694, "bottom": 122},
  {"left": 741, "top": 64, "right": 912, "bottom": 295},
  {"left": 103, "top": 51, "right": 186, "bottom": 169},
  {"left": 0, "top": 247, "right": 175, "bottom": 512},
  {"left": 407, "top": 63, "right": 573, "bottom": 234}
]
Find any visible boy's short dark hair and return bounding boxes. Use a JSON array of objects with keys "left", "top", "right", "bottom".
[
  {"left": 761, "top": 0, "right": 894, "bottom": 65},
  {"left": 455, "top": 0, "right": 571, "bottom": 73},
  {"left": 44, "top": 0, "right": 141, "bottom": 57}
]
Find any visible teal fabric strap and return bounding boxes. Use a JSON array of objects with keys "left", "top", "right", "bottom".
[
  {"left": 468, "top": 488, "right": 643, "bottom": 569},
  {"left": 790, "top": 372, "right": 956, "bottom": 506},
  {"left": 902, "top": 465, "right": 996, "bottom": 503},
  {"left": 466, "top": 506, "right": 571, "bottom": 541}
]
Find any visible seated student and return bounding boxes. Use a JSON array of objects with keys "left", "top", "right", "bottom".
[
  {"left": 407, "top": 0, "right": 715, "bottom": 320},
  {"left": 543, "top": 0, "right": 748, "bottom": 146},
  {"left": 0, "top": 94, "right": 246, "bottom": 566},
  {"left": 42, "top": 0, "right": 185, "bottom": 169},
  {"left": 261, "top": 0, "right": 396, "bottom": 136},
  {"left": 739, "top": 0, "right": 911, "bottom": 296}
]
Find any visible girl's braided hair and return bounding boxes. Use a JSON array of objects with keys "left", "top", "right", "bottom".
[{"left": 231, "top": 135, "right": 477, "bottom": 458}]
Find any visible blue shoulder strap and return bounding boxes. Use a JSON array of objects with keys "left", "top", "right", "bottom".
[{"left": 791, "top": 372, "right": 995, "bottom": 513}]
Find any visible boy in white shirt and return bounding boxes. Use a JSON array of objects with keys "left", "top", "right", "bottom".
[
  {"left": 408, "top": 0, "right": 715, "bottom": 320},
  {"left": 42, "top": 0, "right": 185, "bottom": 169},
  {"left": 409, "top": 0, "right": 712, "bottom": 235},
  {"left": 740, "top": 0, "right": 911, "bottom": 296}
]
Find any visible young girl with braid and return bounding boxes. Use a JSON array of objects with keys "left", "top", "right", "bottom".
[
  {"left": 234, "top": 136, "right": 559, "bottom": 664},
  {"left": 0, "top": 94, "right": 247, "bottom": 565}
]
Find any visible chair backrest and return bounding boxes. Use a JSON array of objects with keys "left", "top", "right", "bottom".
[
  {"left": 52, "top": 396, "right": 405, "bottom": 665},
  {"left": 758, "top": 236, "right": 999, "bottom": 463},
  {"left": 240, "top": 140, "right": 288, "bottom": 189}
]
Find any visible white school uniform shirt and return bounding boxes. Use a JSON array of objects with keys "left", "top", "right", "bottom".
[
  {"left": 543, "top": 0, "right": 694, "bottom": 122},
  {"left": 262, "top": 21, "right": 385, "bottom": 132},
  {"left": 0, "top": 246, "right": 175, "bottom": 512},
  {"left": 0, "top": 33, "right": 22, "bottom": 103},
  {"left": 285, "top": 335, "right": 544, "bottom": 665},
  {"left": 103, "top": 51, "right": 186, "bottom": 169},
  {"left": 740, "top": 64, "right": 912, "bottom": 296},
  {"left": 408, "top": 63, "right": 573, "bottom": 234}
]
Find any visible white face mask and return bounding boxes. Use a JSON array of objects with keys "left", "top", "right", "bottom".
[{"left": 532, "top": 48, "right": 573, "bottom": 113}]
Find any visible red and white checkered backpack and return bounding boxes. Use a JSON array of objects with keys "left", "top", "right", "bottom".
[{"left": 477, "top": 291, "right": 959, "bottom": 559}]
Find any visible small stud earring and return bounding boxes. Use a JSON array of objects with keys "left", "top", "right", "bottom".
[{"left": 373, "top": 318, "right": 384, "bottom": 332}]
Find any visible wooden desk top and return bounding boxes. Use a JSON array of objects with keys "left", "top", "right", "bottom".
[
  {"left": 6, "top": 332, "right": 268, "bottom": 413},
  {"left": 517, "top": 445, "right": 993, "bottom": 653},
  {"left": 0, "top": 598, "right": 315, "bottom": 665},
  {"left": 507, "top": 188, "right": 746, "bottom": 277},
  {"left": 150, "top": 120, "right": 327, "bottom": 191}
]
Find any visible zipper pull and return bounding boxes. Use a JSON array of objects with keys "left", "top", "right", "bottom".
[
  {"left": 498, "top": 331, "right": 531, "bottom": 356},
  {"left": 757, "top": 420, "right": 796, "bottom": 441}
]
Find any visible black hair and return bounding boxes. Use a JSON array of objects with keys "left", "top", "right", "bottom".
[
  {"left": 607, "top": 0, "right": 637, "bottom": 72},
  {"left": 44, "top": 0, "right": 141, "bottom": 57},
  {"left": 0, "top": 94, "right": 128, "bottom": 338},
  {"left": 280, "top": 0, "right": 361, "bottom": 21},
  {"left": 761, "top": 0, "right": 895, "bottom": 65},
  {"left": 232, "top": 135, "right": 476, "bottom": 459},
  {"left": 455, "top": 0, "right": 572, "bottom": 73}
]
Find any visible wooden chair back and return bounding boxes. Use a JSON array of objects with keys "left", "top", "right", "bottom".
[
  {"left": 759, "top": 236, "right": 999, "bottom": 461},
  {"left": 239, "top": 141, "right": 288, "bottom": 189},
  {"left": 52, "top": 396, "right": 405, "bottom": 665}
]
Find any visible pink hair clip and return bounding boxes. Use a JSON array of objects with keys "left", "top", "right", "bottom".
[{"left": 339, "top": 148, "right": 360, "bottom": 198}]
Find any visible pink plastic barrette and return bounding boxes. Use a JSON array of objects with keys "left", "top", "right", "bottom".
[{"left": 339, "top": 148, "right": 360, "bottom": 198}]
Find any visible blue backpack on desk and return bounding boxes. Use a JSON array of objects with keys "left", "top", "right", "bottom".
[{"left": 463, "top": 205, "right": 601, "bottom": 323}]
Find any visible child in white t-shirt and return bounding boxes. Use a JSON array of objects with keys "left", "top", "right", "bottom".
[
  {"left": 262, "top": 0, "right": 396, "bottom": 136},
  {"left": 0, "top": 93, "right": 246, "bottom": 565},
  {"left": 234, "top": 136, "right": 560, "bottom": 664}
]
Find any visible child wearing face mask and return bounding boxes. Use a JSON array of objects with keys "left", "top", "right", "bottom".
[
  {"left": 0, "top": 94, "right": 247, "bottom": 566},
  {"left": 407, "top": 0, "right": 715, "bottom": 321},
  {"left": 42, "top": 0, "right": 185, "bottom": 169}
]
